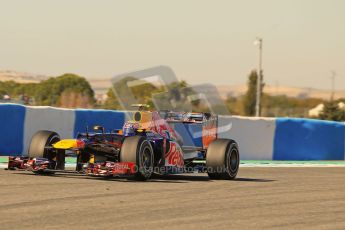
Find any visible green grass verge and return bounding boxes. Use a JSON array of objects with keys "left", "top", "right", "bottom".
[{"left": 0, "top": 156, "right": 77, "bottom": 164}]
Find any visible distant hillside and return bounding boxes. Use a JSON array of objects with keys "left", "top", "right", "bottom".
[
  {"left": 2, "top": 70, "right": 344, "bottom": 100},
  {"left": 0, "top": 70, "right": 48, "bottom": 83},
  {"left": 217, "top": 85, "right": 345, "bottom": 100},
  {"left": 88, "top": 78, "right": 345, "bottom": 100}
]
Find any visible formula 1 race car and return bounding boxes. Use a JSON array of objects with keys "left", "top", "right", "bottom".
[{"left": 8, "top": 105, "right": 239, "bottom": 180}]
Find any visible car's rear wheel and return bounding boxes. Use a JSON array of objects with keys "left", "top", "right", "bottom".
[
  {"left": 120, "top": 136, "right": 154, "bottom": 180},
  {"left": 206, "top": 139, "right": 239, "bottom": 180},
  {"left": 28, "top": 130, "right": 64, "bottom": 170}
]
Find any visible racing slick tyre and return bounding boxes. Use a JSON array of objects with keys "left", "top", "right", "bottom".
[
  {"left": 206, "top": 139, "right": 239, "bottom": 180},
  {"left": 120, "top": 136, "right": 154, "bottom": 180},
  {"left": 28, "top": 130, "right": 64, "bottom": 170}
]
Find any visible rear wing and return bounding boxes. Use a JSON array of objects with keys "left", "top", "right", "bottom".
[
  {"left": 202, "top": 115, "right": 217, "bottom": 149},
  {"left": 166, "top": 112, "right": 218, "bottom": 149}
]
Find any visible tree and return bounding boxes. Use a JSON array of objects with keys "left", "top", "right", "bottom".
[
  {"left": 35, "top": 73, "right": 95, "bottom": 107},
  {"left": 319, "top": 101, "right": 345, "bottom": 121},
  {"left": 260, "top": 94, "right": 324, "bottom": 117},
  {"left": 226, "top": 96, "right": 244, "bottom": 115},
  {"left": 0, "top": 73, "right": 95, "bottom": 108},
  {"left": 243, "top": 70, "right": 263, "bottom": 116},
  {"left": 102, "top": 89, "right": 120, "bottom": 110},
  {"left": 154, "top": 80, "right": 197, "bottom": 111},
  {"left": 101, "top": 78, "right": 195, "bottom": 111},
  {"left": 108, "top": 76, "right": 161, "bottom": 109}
]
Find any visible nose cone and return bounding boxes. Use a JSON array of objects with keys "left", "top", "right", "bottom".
[{"left": 53, "top": 139, "right": 78, "bottom": 149}]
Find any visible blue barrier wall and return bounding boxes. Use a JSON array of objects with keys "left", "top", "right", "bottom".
[
  {"left": 74, "top": 109, "right": 125, "bottom": 136},
  {"left": 0, "top": 104, "right": 26, "bottom": 155},
  {"left": 273, "top": 118, "right": 345, "bottom": 160},
  {"left": 0, "top": 104, "right": 345, "bottom": 160}
]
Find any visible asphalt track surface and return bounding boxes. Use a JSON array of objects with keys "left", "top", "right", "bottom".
[{"left": 1, "top": 167, "right": 345, "bottom": 230}]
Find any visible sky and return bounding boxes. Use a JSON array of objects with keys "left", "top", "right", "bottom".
[{"left": 0, "top": 0, "right": 344, "bottom": 89}]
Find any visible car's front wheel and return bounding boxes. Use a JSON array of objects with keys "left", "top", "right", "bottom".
[
  {"left": 28, "top": 130, "right": 65, "bottom": 170},
  {"left": 120, "top": 136, "right": 154, "bottom": 180}
]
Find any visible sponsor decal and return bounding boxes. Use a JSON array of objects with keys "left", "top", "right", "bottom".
[{"left": 165, "top": 142, "right": 184, "bottom": 167}]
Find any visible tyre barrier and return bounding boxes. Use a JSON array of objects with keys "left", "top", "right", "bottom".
[{"left": 0, "top": 103, "right": 344, "bottom": 160}]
